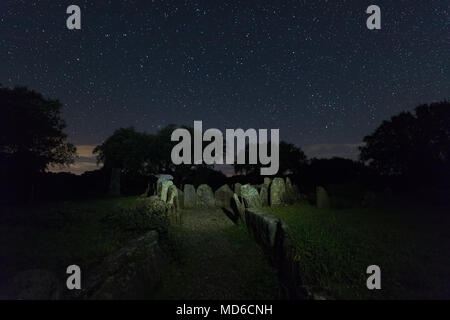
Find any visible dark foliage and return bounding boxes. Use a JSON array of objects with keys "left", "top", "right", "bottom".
[{"left": 360, "top": 101, "right": 450, "bottom": 187}]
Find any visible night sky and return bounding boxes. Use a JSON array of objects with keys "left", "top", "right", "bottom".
[{"left": 1, "top": 1, "right": 449, "bottom": 172}]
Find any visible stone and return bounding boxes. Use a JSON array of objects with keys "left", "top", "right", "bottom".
[
  {"left": 234, "top": 183, "right": 242, "bottom": 197},
  {"left": 215, "top": 184, "right": 234, "bottom": 211},
  {"left": 292, "top": 185, "right": 302, "bottom": 201},
  {"left": 183, "top": 184, "right": 196, "bottom": 208},
  {"left": 167, "top": 185, "right": 179, "bottom": 210},
  {"left": 245, "top": 208, "right": 280, "bottom": 249},
  {"left": 260, "top": 183, "right": 269, "bottom": 206},
  {"left": 157, "top": 179, "right": 173, "bottom": 202},
  {"left": 316, "top": 186, "right": 331, "bottom": 209},
  {"left": 285, "top": 177, "right": 296, "bottom": 204},
  {"left": 177, "top": 187, "right": 184, "bottom": 209},
  {"left": 84, "top": 231, "right": 166, "bottom": 299},
  {"left": 8, "top": 269, "right": 62, "bottom": 300},
  {"left": 263, "top": 177, "right": 272, "bottom": 185},
  {"left": 139, "top": 195, "right": 167, "bottom": 216},
  {"left": 196, "top": 184, "right": 215, "bottom": 208},
  {"left": 270, "top": 177, "right": 286, "bottom": 206},
  {"left": 231, "top": 193, "right": 245, "bottom": 220},
  {"left": 241, "top": 184, "right": 261, "bottom": 208}
]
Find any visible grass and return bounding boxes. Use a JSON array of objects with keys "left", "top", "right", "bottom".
[
  {"left": 265, "top": 200, "right": 450, "bottom": 299},
  {"left": 0, "top": 197, "right": 140, "bottom": 284}
]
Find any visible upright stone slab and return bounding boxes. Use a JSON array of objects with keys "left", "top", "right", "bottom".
[
  {"left": 197, "top": 184, "right": 215, "bottom": 208},
  {"left": 285, "top": 177, "right": 296, "bottom": 204},
  {"left": 160, "top": 180, "right": 173, "bottom": 202},
  {"left": 215, "top": 184, "right": 234, "bottom": 211},
  {"left": 263, "top": 177, "right": 272, "bottom": 185},
  {"left": 270, "top": 177, "right": 286, "bottom": 206},
  {"left": 183, "top": 184, "right": 196, "bottom": 208},
  {"left": 316, "top": 186, "right": 331, "bottom": 209},
  {"left": 177, "top": 187, "right": 184, "bottom": 209},
  {"left": 241, "top": 184, "right": 262, "bottom": 208},
  {"left": 260, "top": 183, "right": 269, "bottom": 206},
  {"left": 167, "top": 185, "right": 179, "bottom": 210},
  {"left": 234, "top": 183, "right": 242, "bottom": 197},
  {"left": 231, "top": 193, "right": 245, "bottom": 220}
]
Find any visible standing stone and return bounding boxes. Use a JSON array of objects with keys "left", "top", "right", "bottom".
[
  {"left": 270, "top": 177, "right": 286, "bottom": 206},
  {"left": 241, "top": 184, "right": 261, "bottom": 208},
  {"left": 316, "top": 186, "right": 331, "bottom": 209},
  {"left": 167, "top": 185, "right": 180, "bottom": 223},
  {"left": 231, "top": 193, "right": 245, "bottom": 220},
  {"left": 215, "top": 184, "right": 234, "bottom": 211},
  {"left": 167, "top": 185, "right": 179, "bottom": 210},
  {"left": 183, "top": 184, "right": 196, "bottom": 208},
  {"left": 234, "top": 183, "right": 242, "bottom": 197},
  {"left": 260, "top": 183, "right": 269, "bottom": 206},
  {"left": 197, "top": 184, "right": 215, "bottom": 208},
  {"left": 292, "top": 185, "right": 302, "bottom": 202},
  {"left": 285, "top": 177, "right": 296, "bottom": 204},
  {"left": 158, "top": 180, "right": 173, "bottom": 202},
  {"left": 263, "top": 177, "right": 272, "bottom": 185},
  {"left": 177, "top": 187, "right": 184, "bottom": 209},
  {"left": 157, "top": 178, "right": 172, "bottom": 199}
]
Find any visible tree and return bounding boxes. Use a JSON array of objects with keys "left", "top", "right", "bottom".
[
  {"left": 233, "top": 141, "right": 307, "bottom": 176},
  {"left": 359, "top": 101, "right": 450, "bottom": 186},
  {"left": 0, "top": 86, "right": 76, "bottom": 200},
  {"left": 94, "top": 127, "right": 152, "bottom": 195}
]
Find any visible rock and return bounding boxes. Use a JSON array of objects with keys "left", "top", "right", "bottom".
[
  {"left": 157, "top": 179, "right": 173, "bottom": 202},
  {"left": 285, "top": 177, "right": 296, "bottom": 204},
  {"left": 215, "top": 184, "right": 234, "bottom": 211},
  {"left": 167, "top": 185, "right": 179, "bottom": 209},
  {"left": 139, "top": 195, "right": 167, "bottom": 216},
  {"left": 316, "top": 186, "right": 331, "bottom": 209},
  {"left": 270, "top": 177, "right": 286, "bottom": 206},
  {"left": 263, "top": 177, "right": 272, "bottom": 185},
  {"left": 241, "top": 184, "right": 262, "bottom": 208},
  {"left": 167, "top": 185, "right": 180, "bottom": 219},
  {"left": 292, "top": 185, "right": 302, "bottom": 201},
  {"left": 177, "top": 187, "right": 184, "bottom": 209},
  {"left": 84, "top": 231, "right": 166, "bottom": 299},
  {"left": 196, "top": 184, "right": 215, "bottom": 208},
  {"left": 231, "top": 193, "right": 245, "bottom": 220},
  {"left": 245, "top": 208, "right": 280, "bottom": 250},
  {"left": 260, "top": 183, "right": 269, "bottom": 206},
  {"left": 234, "top": 183, "right": 242, "bottom": 197},
  {"left": 113, "top": 196, "right": 169, "bottom": 235},
  {"left": 8, "top": 269, "right": 62, "bottom": 300},
  {"left": 183, "top": 184, "right": 197, "bottom": 208}
]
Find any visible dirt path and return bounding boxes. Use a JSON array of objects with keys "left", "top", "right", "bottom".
[{"left": 154, "top": 208, "right": 281, "bottom": 299}]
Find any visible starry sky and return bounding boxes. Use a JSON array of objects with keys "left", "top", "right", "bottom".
[{"left": 1, "top": 0, "right": 449, "bottom": 173}]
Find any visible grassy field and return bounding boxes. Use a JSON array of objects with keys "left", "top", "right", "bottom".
[
  {"left": 0, "top": 197, "right": 140, "bottom": 287},
  {"left": 266, "top": 200, "right": 450, "bottom": 299}
]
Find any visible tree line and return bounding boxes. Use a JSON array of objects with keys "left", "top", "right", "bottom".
[{"left": 1, "top": 85, "right": 449, "bottom": 202}]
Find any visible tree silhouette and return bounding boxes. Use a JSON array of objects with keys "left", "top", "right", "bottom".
[
  {"left": 233, "top": 141, "right": 307, "bottom": 176},
  {"left": 94, "top": 127, "right": 152, "bottom": 195},
  {"left": 359, "top": 101, "right": 450, "bottom": 186},
  {"left": 0, "top": 86, "right": 76, "bottom": 201}
]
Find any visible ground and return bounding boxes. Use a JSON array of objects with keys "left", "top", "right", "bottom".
[
  {"left": 153, "top": 208, "right": 280, "bottom": 299},
  {"left": 0, "top": 198, "right": 280, "bottom": 299},
  {"left": 1, "top": 196, "right": 448, "bottom": 299},
  {"left": 266, "top": 199, "right": 450, "bottom": 299}
]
